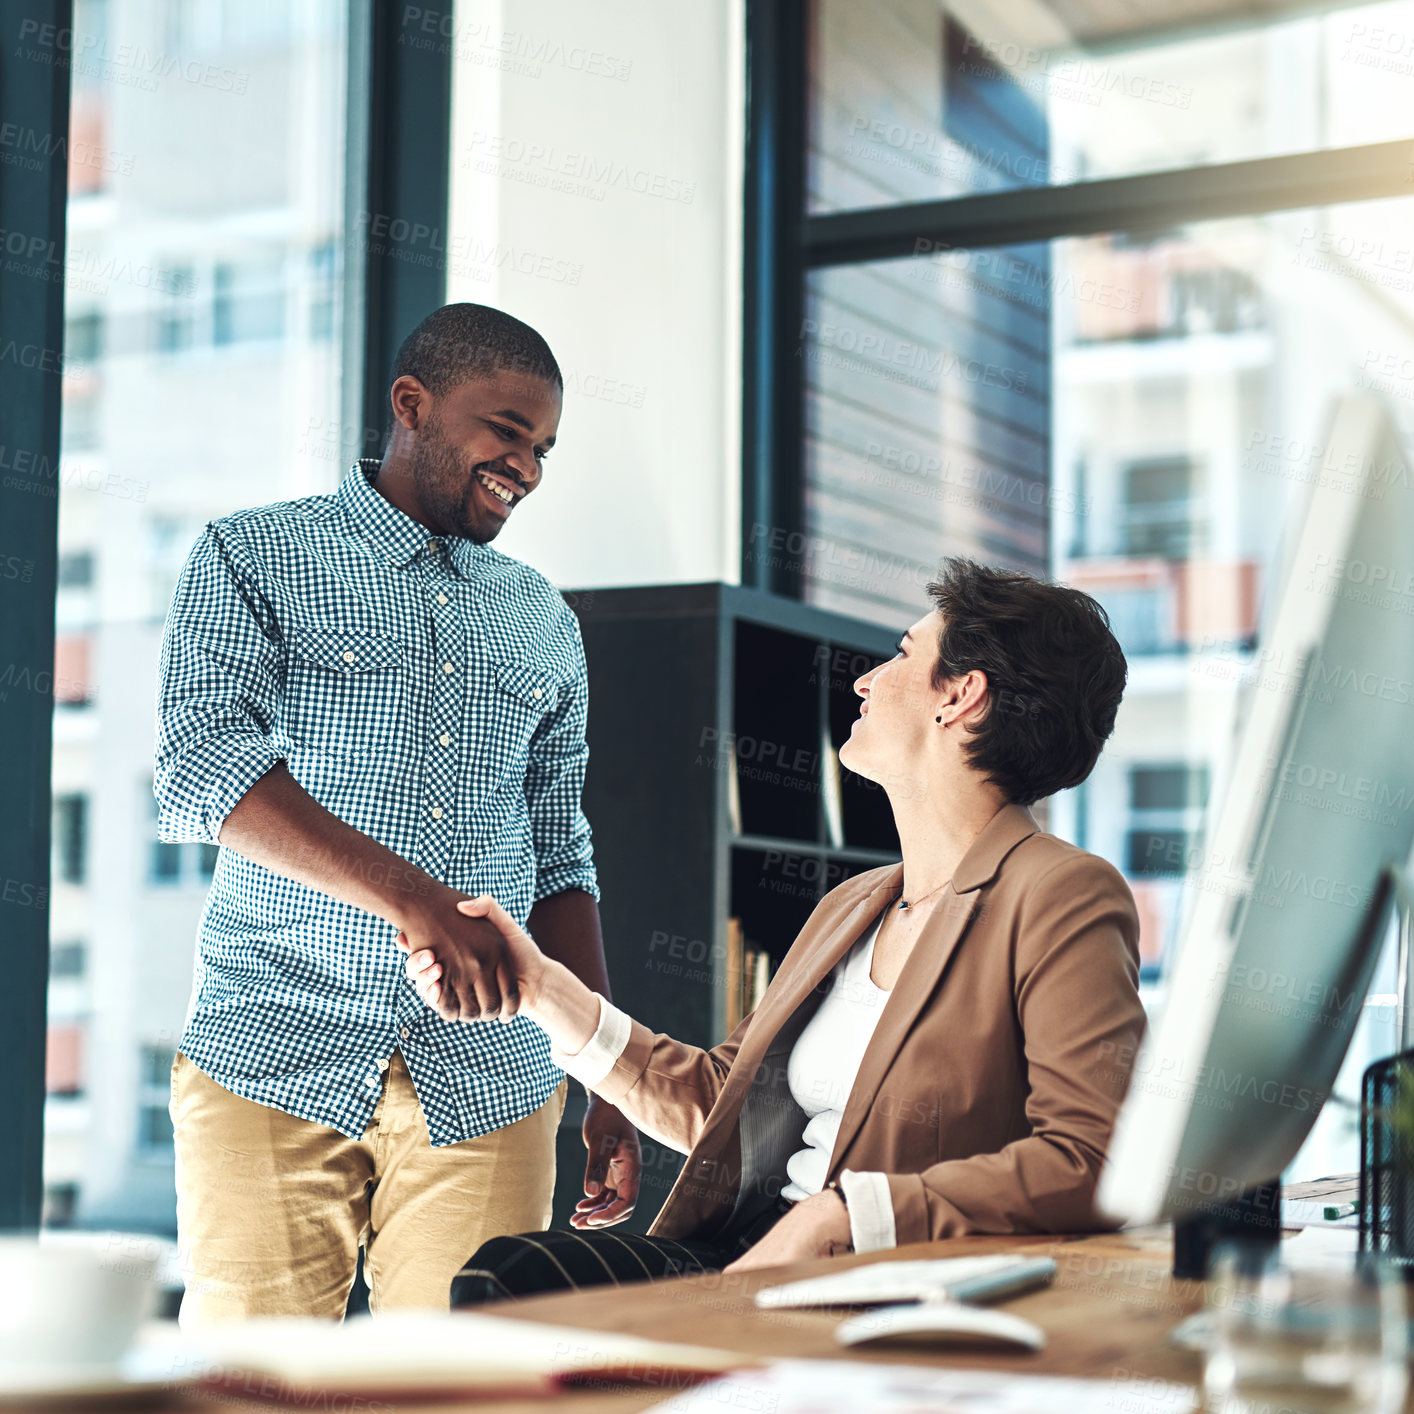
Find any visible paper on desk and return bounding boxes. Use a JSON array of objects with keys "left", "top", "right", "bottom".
[
  {"left": 659, "top": 1360, "right": 1198, "bottom": 1414},
  {"left": 154, "top": 1309, "right": 750, "bottom": 1400}
]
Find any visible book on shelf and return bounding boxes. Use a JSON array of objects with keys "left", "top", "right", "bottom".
[
  {"left": 724, "top": 916, "right": 745, "bottom": 1033},
  {"left": 821, "top": 727, "right": 844, "bottom": 849},
  {"left": 752, "top": 949, "right": 771, "bottom": 1010},
  {"left": 742, "top": 946, "right": 773, "bottom": 1015},
  {"left": 726, "top": 738, "right": 742, "bottom": 835}
]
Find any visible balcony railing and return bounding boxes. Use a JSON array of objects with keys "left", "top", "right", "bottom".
[{"left": 1063, "top": 557, "right": 1260, "bottom": 656}]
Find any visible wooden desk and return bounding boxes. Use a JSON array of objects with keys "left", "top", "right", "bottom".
[{"left": 151, "top": 1227, "right": 1208, "bottom": 1413}]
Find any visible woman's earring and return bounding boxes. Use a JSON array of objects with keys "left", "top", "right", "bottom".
[{"left": 936, "top": 715, "right": 943, "bottom": 724}]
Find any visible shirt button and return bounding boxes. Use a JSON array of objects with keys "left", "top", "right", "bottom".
[
  {"left": 442, "top": 661, "right": 455, "bottom": 674},
  {"left": 366, "top": 1074, "right": 379, "bottom": 1088},
  {"left": 341, "top": 650, "right": 357, "bottom": 664},
  {"left": 438, "top": 732, "right": 451, "bottom": 747},
  {"left": 400, "top": 1026, "right": 410, "bottom": 1040},
  {"left": 376, "top": 1057, "right": 389, "bottom": 1072},
  {"left": 436, "top": 593, "right": 448, "bottom": 606},
  {"left": 532, "top": 687, "right": 543, "bottom": 699},
  {"left": 430, "top": 806, "right": 444, "bottom": 820}
]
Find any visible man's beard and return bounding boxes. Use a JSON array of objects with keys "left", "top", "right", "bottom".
[{"left": 410, "top": 418, "right": 502, "bottom": 544}]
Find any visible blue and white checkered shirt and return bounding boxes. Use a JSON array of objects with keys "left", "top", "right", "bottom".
[{"left": 154, "top": 458, "right": 598, "bottom": 1146}]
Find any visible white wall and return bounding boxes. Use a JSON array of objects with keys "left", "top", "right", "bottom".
[{"left": 444, "top": 0, "right": 744, "bottom": 590}]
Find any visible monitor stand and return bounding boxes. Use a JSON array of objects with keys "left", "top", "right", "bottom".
[{"left": 1172, "top": 1179, "right": 1282, "bottom": 1280}]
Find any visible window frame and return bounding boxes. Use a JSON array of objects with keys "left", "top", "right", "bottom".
[{"left": 0, "top": 0, "right": 71, "bottom": 1231}]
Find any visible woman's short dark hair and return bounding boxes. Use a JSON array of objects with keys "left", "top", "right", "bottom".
[{"left": 926, "top": 557, "right": 1127, "bottom": 806}]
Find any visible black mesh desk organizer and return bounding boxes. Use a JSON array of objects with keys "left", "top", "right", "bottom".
[{"left": 1359, "top": 1046, "right": 1414, "bottom": 1269}]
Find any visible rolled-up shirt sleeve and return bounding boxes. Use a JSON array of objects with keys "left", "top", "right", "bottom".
[
  {"left": 154, "top": 523, "right": 285, "bottom": 845},
  {"left": 526, "top": 613, "right": 599, "bottom": 903}
]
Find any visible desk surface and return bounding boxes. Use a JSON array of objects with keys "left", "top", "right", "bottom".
[{"left": 149, "top": 1226, "right": 1213, "bottom": 1414}]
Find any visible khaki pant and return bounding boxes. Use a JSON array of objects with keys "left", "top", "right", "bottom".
[{"left": 171, "top": 1050, "right": 567, "bottom": 1326}]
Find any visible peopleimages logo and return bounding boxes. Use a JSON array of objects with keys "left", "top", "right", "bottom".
[
  {"left": 460, "top": 134, "right": 697, "bottom": 205},
  {"left": 799, "top": 319, "right": 1028, "bottom": 393}
]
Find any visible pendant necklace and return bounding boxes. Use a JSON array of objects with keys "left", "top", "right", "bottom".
[{"left": 897, "top": 878, "right": 952, "bottom": 911}]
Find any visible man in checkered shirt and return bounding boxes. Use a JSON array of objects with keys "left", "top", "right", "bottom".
[{"left": 156, "top": 304, "right": 640, "bottom": 1323}]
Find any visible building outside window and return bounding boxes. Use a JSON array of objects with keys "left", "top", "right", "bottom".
[
  {"left": 770, "top": 0, "right": 1414, "bottom": 1181},
  {"left": 136, "top": 1045, "right": 176, "bottom": 1151},
  {"left": 44, "top": 0, "right": 348, "bottom": 1232},
  {"left": 53, "top": 795, "right": 87, "bottom": 886}
]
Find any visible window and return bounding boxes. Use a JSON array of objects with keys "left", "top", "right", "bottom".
[
  {"left": 1130, "top": 765, "right": 1210, "bottom": 812},
  {"left": 53, "top": 795, "right": 87, "bottom": 885},
  {"left": 65, "top": 312, "right": 104, "bottom": 363},
  {"left": 45, "top": 0, "right": 349, "bottom": 1232},
  {"left": 1120, "top": 458, "right": 1206, "bottom": 560},
  {"left": 154, "top": 265, "right": 199, "bottom": 355},
  {"left": 60, "top": 390, "right": 101, "bottom": 452},
  {"left": 42, "top": 1184, "right": 79, "bottom": 1229},
  {"left": 213, "top": 257, "right": 287, "bottom": 345},
  {"left": 49, "top": 942, "right": 86, "bottom": 980},
  {"left": 136, "top": 1045, "right": 175, "bottom": 1151},
  {"left": 1125, "top": 764, "right": 1210, "bottom": 892},
  {"left": 308, "top": 242, "right": 338, "bottom": 341},
  {"left": 761, "top": 0, "right": 1414, "bottom": 982},
  {"left": 57, "top": 552, "right": 95, "bottom": 589}
]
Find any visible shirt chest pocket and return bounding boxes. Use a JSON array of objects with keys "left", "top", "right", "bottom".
[
  {"left": 283, "top": 626, "right": 406, "bottom": 758},
  {"left": 485, "top": 660, "right": 559, "bottom": 787}
]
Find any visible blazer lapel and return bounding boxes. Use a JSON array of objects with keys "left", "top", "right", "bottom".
[
  {"left": 689, "top": 867, "right": 903, "bottom": 1156},
  {"left": 746, "top": 867, "right": 903, "bottom": 1045},
  {"left": 827, "top": 803, "right": 1040, "bottom": 1174}
]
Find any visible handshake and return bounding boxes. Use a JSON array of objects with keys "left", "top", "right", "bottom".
[
  {"left": 395, "top": 890, "right": 546, "bottom": 1025},
  {"left": 396, "top": 887, "right": 642, "bottom": 1228}
]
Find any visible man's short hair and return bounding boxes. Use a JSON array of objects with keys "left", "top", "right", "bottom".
[
  {"left": 926, "top": 557, "right": 1128, "bottom": 806},
  {"left": 391, "top": 303, "right": 562, "bottom": 398}
]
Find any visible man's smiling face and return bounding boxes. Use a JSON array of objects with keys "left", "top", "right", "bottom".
[{"left": 407, "top": 366, "right": 562, "bottom": 543}]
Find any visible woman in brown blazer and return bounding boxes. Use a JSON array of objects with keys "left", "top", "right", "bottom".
[{"left": 402, "top": 557, "right": 1146, "bottom": 1298}]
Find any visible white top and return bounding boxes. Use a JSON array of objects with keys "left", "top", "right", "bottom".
[
  {"left": 549, "top": 912, "right": 900, "bottom": 1252},
  {"left": 779, "top": 914, "right": 888, "bottom": 1202}
]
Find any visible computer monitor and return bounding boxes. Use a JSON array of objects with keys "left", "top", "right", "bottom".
[{"left": 1097, "top": 395, "right": 1414, "bottom": 1231}]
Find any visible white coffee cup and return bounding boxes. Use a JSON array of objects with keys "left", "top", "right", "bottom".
[{"left": 0, "top": 1232, "right": 160, "bottom": 1383}]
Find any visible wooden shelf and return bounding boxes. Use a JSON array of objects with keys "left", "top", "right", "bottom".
[{"left": 730, "top": 833, "right": 900, "bottom": 867}]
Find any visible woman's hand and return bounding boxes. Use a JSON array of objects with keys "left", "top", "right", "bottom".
[
  {"left": 399, "top": 894, "right": 549, "bottom": 1022},
  {"left": 572, "top": 1096, "right": 641, "bottom": 1229},
  {"left": 722, "top": 1190, "right": 853, "bottom": 1274}
]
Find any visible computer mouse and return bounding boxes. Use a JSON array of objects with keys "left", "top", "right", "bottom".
[{"left": 834, "top": 1301, "right": 1047, "bottom": 1352}]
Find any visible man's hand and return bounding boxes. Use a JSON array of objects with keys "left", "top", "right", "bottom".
[
  {"left": 396, "top": 885, "right": 518, "bottom": 1024},
  {"left": 722, "top": 1190, "right": 852, "bottom": 1274},
  {"left": 571, "top": 1095, "right": 641, "bottom": 1229}
]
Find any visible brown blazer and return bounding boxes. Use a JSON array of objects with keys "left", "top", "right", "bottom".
[{"left": 590, "top": 803, "right": 1147, "bottom": 1245}]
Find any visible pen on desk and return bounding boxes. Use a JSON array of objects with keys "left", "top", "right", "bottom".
[{"left": 1323, "top": 1201, "right": 1360, "bottom": 1221}]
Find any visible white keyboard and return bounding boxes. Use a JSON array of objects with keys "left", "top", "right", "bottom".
[{"left": 754, "top": 1254, "right": 1057, "bottom": 1309}]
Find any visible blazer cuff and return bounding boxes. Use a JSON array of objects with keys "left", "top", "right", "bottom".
[
  {"left": 548, "top": 993, "right": 632, "bottom": 1090},
  {"left": 839, "top": 1169, "right": 897, "bottom": 1253}
]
